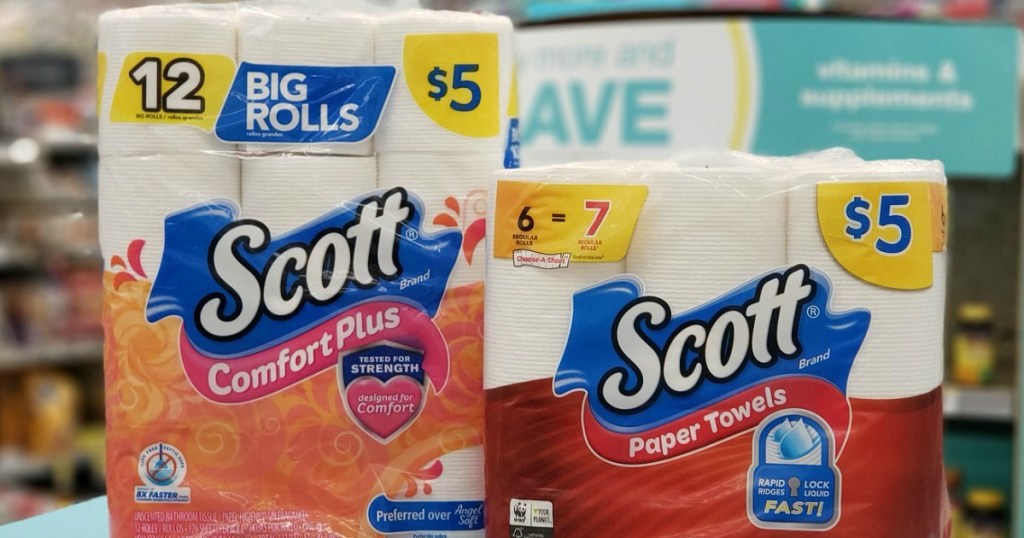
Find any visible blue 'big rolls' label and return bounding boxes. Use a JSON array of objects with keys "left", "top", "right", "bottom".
[{"left": 215, "top": 62, "right": 395, "bottom": 144}]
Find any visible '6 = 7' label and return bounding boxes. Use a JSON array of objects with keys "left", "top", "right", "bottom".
[{"left": 492, "top": 181, "right": 648, "bottom": 264}]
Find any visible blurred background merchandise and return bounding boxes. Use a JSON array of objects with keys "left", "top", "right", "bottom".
[
  {"left": 0, "top": 0, "right": 111, "bottom": 522},
  {"left": 0, "top": 0, "right": 1021, "bottom": 534}
]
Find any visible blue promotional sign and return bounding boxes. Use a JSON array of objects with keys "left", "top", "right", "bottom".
[
  {"left": 752, "top": 20, "right": 1019, "bottom": 177},
  {"left": 517, "top": 19, "right": 1019, "bottom": 177}
]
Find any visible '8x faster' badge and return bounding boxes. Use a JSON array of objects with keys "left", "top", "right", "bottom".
[{"left": 135, "top": 442, "right": 191, "bottom": 503}]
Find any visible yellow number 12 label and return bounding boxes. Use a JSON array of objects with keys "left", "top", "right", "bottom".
[{"left": 110, "top": 52, "right": 234, "bottom": 130}]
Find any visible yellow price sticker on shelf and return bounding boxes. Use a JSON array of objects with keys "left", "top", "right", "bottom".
[
  {"left": 110, "top": 52, "right": 235, "bottom": 130},
  {"left": 817, "top": 181, "right": 944, "bottom": 290},
  {"left": 404, "top": 33, "right": 499, "bottom": 138},
  {"left": 492, "top": 181, "right": 648, "bottom": 264}
]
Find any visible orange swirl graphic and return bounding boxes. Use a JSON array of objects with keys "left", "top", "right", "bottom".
[{"left": 104, "top": 272, "right": 484, "bottom": 537}]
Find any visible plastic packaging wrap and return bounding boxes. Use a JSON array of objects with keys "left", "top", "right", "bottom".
[
  {"left": 484, "top": 152, "right": 949, "bottom": 537},
  {"left": 98, "top": 3, "right": 514, "bottom": 536}
]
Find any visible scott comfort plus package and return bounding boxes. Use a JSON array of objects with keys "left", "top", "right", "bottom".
[
  {"left": 98, "top": 3, "right": 514, "bottom": 536},
  {"left": 484, "top": 151, "right": 948, "bottom": 537}
]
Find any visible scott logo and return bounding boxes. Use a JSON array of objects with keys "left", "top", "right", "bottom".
[
  {"left": 554, "top": 265, "right": 869, "bottom": 465},
  {"left": 146, "top": 189, "right": 461, "bottom": 403},
  {"left": 602, "top": 267, "right": 813, "bottom": 413},
  {"left": 196, "top": 189, "right": 411, "bottom": 340}
]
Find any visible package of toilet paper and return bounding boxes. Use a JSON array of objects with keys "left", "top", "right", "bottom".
[
  {"left": 99, "top": 3, "right": 513, "bottom": 536},
  {"left": 485, "top": 152, "right": 949, "bottom": 537}
]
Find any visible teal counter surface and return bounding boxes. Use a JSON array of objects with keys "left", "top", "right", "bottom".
[{"left": 1, "top": 497, "right": 108, "bottom": 537}]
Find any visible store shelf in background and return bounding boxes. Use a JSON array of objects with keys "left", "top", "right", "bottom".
[
  {"left": 0, "top": 246, "right": 39, "bottom": 276},
  {"left": 38, "top": 132, "right": 96, "bottom": 158},
  {"left": 0, "top": 245, "right": 101, "bottom": 273},
  {"left": 0, "top": 196, "right": 96, "bottom": 217},
  {"left": 0, "top": 341, "right": 102, "bottom": 371},
  {"left": 0, "top": 450, "right": 51, "bottom": 484},
  {"left": 943, "top": 385, "right": 1015, "bottom": 422}
]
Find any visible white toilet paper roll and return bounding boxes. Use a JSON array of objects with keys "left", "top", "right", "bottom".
[
  {"left": 497, "top": 22, "right": 516, "bottom": 157},
  {"left": 99, "top": 153, "right": 240, "bottom": 278},
  {"left": 786, "top": 160, "right": 946, "bottom": 399},
  {"left": 627, "top": 167, "right": 788, "bottom": 312},
  {"left": 237, "top": 6, "right": 376, "bottom": 156},
  {"left": 395, "top": 446, "right": 485, "bottom": 537},
  {"left": 97, "top": 5, "right": 237, "bottom": 156},
  {"left": 379, "top": 152, "right": 497, "bottom": 229},
  {"left": 241, "top": 155, "right": 378, "bottom": 235},
  {"left": 379, "top": 152, "right": 498, "bottom": 286},
  {"left": 374, "top": 9, "right": 514, "bottom": 153}
]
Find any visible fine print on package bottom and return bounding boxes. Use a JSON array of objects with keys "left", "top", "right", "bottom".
[{"left": 485, "top": 151, "right": 949, "bottom": 537}]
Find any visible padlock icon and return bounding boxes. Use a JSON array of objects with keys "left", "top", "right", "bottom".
[{"left": 747, "top": 410, "right": 841, "bottom": 531}]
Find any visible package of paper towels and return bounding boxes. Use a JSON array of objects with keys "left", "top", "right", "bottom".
[
  {"left": 100, "top": 3, "right": 513, "bottom": 537},
  {"left": 485, "top": 153, "right": 949, "bottom": 537}
]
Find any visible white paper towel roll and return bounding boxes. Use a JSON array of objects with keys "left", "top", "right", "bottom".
[
  {"left": 379, "top": 152, "right": 498, "bottom": 285},
  {"left": 97, "top": 5, "right": 237, "bottom": 156},
  {"left": 485, "top": 166, "right": 643, "bottom": 389},
  {"left": 786, "top": 160, "right": 946, "bottom": 399},
  {"left": 241, "top": 155, "right": 378, "bottom": 235},
  {"left": 627, "top": 166, "right": 788, "bottom": 312},
  {"left": 237, "top": 6, "right": 376, "bottom": 156},
  {"left": 374, "top": 9, "right": 513, "bottom": 153},
  {"left": 485, "top": 260, "right": 625, "bottom": 390},
  {"left": 99, "top": 153, "right": 240, "bottom": 278}
]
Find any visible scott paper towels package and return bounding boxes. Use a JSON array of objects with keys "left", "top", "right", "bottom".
[
  {"left": 99, "top": 3, "right": 514, "bottom": 536},
  {"left": 485, "top": 153, "right": 949, "bottom": 537}
]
